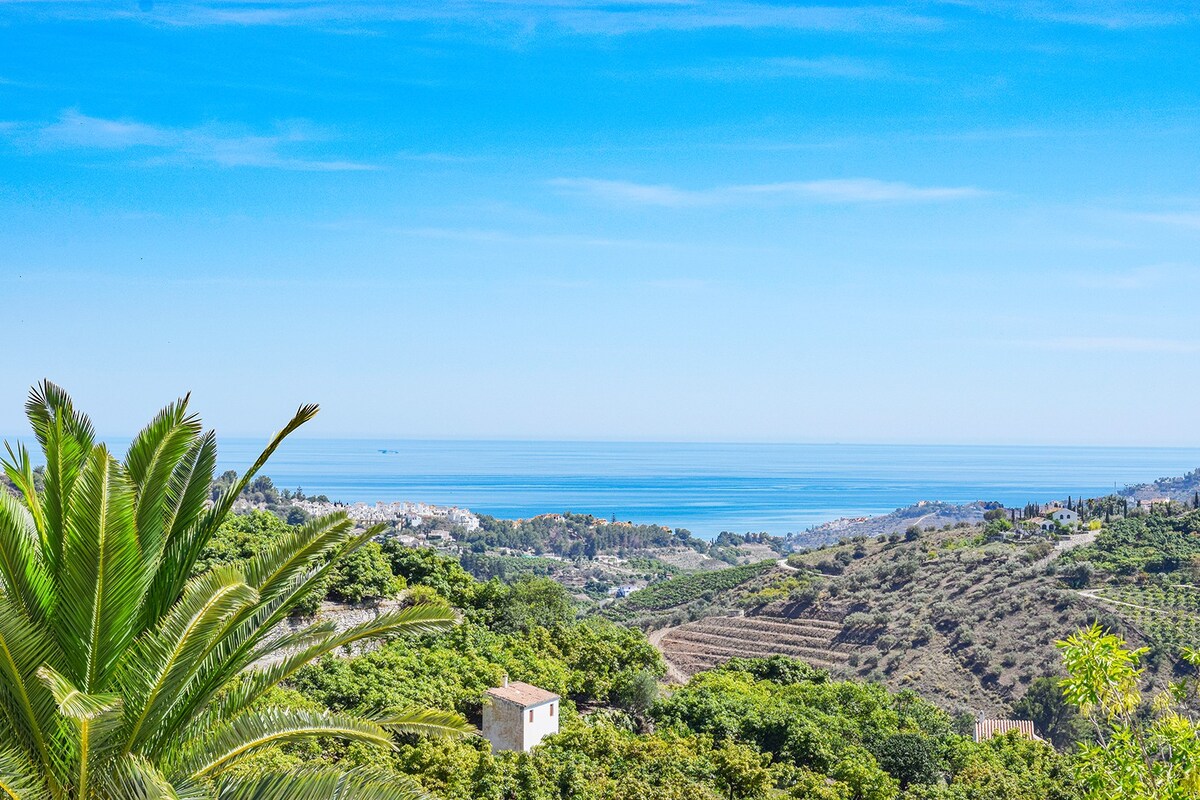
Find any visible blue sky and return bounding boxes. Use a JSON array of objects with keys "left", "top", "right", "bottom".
[{"left": 2, "top": 1, "right": 1199, "bottom": 445}]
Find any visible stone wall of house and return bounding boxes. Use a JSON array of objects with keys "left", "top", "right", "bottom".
[
  {"left": 482, "top": 697, "right": 559, "bottom": 752},
  {"left": 482, "top": 698, "right": 526, "bottom": 752}
]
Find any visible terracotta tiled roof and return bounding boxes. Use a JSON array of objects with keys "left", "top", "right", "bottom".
[
  {"left": 974, "top": 719, "right": 1039, "bottom": 742},
  {"left": 485, "top": 682, "right": 559, "bottom": 707}
]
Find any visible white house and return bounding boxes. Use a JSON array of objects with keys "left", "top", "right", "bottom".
[
  {"left": 1049, "top": 508, "right": 1079, "bottom": 527},
  {"left": 482, "top": 679, "right": 560, "bottom": 752}
]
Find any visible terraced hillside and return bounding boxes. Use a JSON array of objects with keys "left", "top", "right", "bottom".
[
  {"left": 657, "top": 613, "right": 851, "bottom": 676},
  {"left": 642, "top": 526, "right": 1144, "bottom": 716}
]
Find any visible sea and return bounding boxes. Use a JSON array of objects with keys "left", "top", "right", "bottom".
[{"left": 200, "top": 439, "right": 1200, "bottom": 539}]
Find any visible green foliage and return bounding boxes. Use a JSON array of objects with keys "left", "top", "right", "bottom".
[
  {"left": 907, "top": 730, "right": 1080, "bottom": 800},
  {"left": 194, "top": 509, "right": 290, "bottom": 574},
  {"left": 460, "top": 512, "right": 709, "bottom": 561},
  {"left": 1067, "top": 513, "right": 1200, "bottom": 577},
  {"left": 471, "top": 575, "right": 578, "bottom": 633},
  {"left": 295, "top": 612, "right": 664, "bottom": 719},
  {"left": 199, "top": 511, "right": 404, "bottom": 611},
  {"left": 328, "top": 540, "right": 405, "bottom": 604},
  {"left": 614, "top": 561, "right": 775, "bottom": 613},
  {"left": 1086, "top": 584, "right": 1200, "bottom": 657},
  {"left": 711, "top": 739, "right": 774, "bottom": 799},
  {"left": 0, "top": 381, "right": 468, "bottom": 800},
  {"left": 382, "top": 541, "right": 478, "bottom": 606},
  {"left": 1057, "top": 625, "right": 1200, "bottom": 799},
  {"left": 396, "top": 716, "right": 727, "bottom": 800},
  {"left": 1012, "top": 677, "right": 1088, "bottom": 751},
  {"left": 653, "top": 660, "right": 948, "bottom": 787}
]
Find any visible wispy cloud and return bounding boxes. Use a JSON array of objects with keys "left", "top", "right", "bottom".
[
  {"left": 1043, "top": 10, "right": 1191, "bottom": 28},
  {"left": 5, "top": 0, "right": 1196, "bottom": 33},
  {"left": 1127, "top": 211, "right": 1200, "bottom": 229},
  {"left": 0, "top": 1, "right": 946, "bottom": 34},
  {"left": 394, "top": 226, "right": 672, "bottom": 249},
  {"left": 3, "top": 109, "right": 375, "bottom": 170},
  {"left": 1026, "top": 336, "right": 1200, "bottom": 354},
  {"left": 549, "top": 177, "right": 989, "bottom": 207},
  {"left": 665, "top": 55, "right": 899, "bottom": 81},
  {"left": 1065, "top": 264, "right": 1185, "bottom": 290},
  {"left": 956, "top": 0, "right": 1196, "bottom": 29}
]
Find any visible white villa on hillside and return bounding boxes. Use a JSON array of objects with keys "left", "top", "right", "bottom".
[
  {"left": 1048, "top": 507, "right": 1079, "bottom": 527},
  {"left": 482, "top": 679, "right": 560, "bottom": 752}
]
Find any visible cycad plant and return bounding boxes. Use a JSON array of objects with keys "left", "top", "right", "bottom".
[{"left": 0, "top": 382, "right": 471, "bottom": 800}]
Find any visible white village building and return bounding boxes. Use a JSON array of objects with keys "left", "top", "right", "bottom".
[
  {"left": 482, "top": 679, "right": 560, "bottom": 752},
  {"left": 1049, "top": 507, "right": 1079, "bottom": 526}
]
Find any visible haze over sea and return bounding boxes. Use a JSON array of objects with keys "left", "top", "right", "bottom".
[{"left": 203, "top": 439, "right": 1200, "bottom": 538}]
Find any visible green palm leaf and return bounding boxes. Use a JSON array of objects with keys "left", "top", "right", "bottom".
[
  {"left": 120, "top": 569, "right": 258, "bottom": 755},
  {"left": 370, "top": 708, "right": 475, "bottom": 740},
  {"left": 0, "top": 745, "right": 50, "bottom": 800},
  {"left": 123, "top": 397, "right": 202, "bottom": 564},
  {"left": 0, "top": 386, "right": 460, "bottom": 800},
  {"left": 239, "top": 515, "right": 358, "bottom": 601},
  {"left": 24, "top": 382, "right": 95, "bottom": 583},
  {"left": 57, "top": 449, "right": 146, "bottom": 692},
  {"left": 1, "top": 443, "right": 47, "bottom": 548},
  {"left": 149, "top": 405, "right": 317, "bottom": 625},
  {"left": 37, "top": 666, "right": 124, "bottom": 800},
  {"left": 143, "top": 433, "right": 218, "bottom": 630},
  {"left": 217, "top": 603, "right": 458, "bottom": 722},
  {"left": 168, "top": 710, "right": 394, "bottom": 781},
  {"left": 95, "top": 754, "right": 185, "bottom": 800},
  {"left": 0, "top": 597, "right": 58, "bottom": 777},
  {"left": 215, "top": 767, "right": 430, "bottom": 800},
  {"left": 0, "top": 491, "right": 52, "bottom": 623}
]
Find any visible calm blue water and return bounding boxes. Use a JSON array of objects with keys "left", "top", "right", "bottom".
[{"left": 192, "top": 439, "right": 1200, "bottom": 538}]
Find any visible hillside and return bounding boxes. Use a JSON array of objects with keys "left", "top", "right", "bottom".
[
  {"left": 786, "top": 500, "right": 997, "bottom": 547},
  {"left": 1118, "top": 467, "right": 1200, "bottom": 504},
  {"left": 634, "top": 523, "right": 1147, "bottom": 717}
]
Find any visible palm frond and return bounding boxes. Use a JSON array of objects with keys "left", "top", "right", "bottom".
[
  {"left": 0, "top": 597, "right": 58, "bottom": 780},
  {"left": 95, "top": 754, "right": 184, "bottom": 800},
  {"left": 218, "top": 603, "right": 458, "bottom": 722},
  {"left": 239, "top": 515, "right": 356, "bottom": 600},
  {"left": 369, "top": 708, "right": 474, "bottom": 740},
  {"left": 154, "top": 525, "right": 364, "bottom": 740},
  {"left": 1, "top": 442, "right": 47, "bottom": 547},
  {"left": 36, "top": 666, "right": 124, "bottom": 800},
  {"left": 168, "top": 710, "right": 393, "bottom": 781},
  {"left": 123, "top": 397, "right": 202, "bottom": 565},
  {"left": 195, "top": 406, "right": 318, "bottom": 545},
  {"left": 153, "top": 404, "right": 316, "bottom": 620},
  {"left": 0, "top": 745, "right": 50, "bottom": 800},
  {"left": 143, "top": 433, "right": 218, "bottom": 628},
  {"left": 160, "top": 433, "right": 217, "bottom": 548},
  {"left": 214, "top": 767, "right": 430, "bottom": 800},
  {"left": 244, "top": 619, "right": 337, "bottom": 664},
  {"left": 119, "top": 568, "right": 258, "bottom": 755},
  {"left": 0, "top": 491, "right": 52, "bottom": 622},
  {"left": 147, "top": 595, "right": 302, "bottom": 749},
  {"left": 57, "top": 448, "right": 147, "bottom": 691},
  {"left": 24, "top": 380, "right": 95, "bottom": 582}
]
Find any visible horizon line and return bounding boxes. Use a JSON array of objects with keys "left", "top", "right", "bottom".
[{"left": 5, "top": 432, "right": 1200, "bottom": 453}]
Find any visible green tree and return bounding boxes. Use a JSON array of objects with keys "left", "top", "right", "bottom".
[
  {"left": 328, "top": 541, "right": 405, "bottom": 604},
  {"left": 1057, "top": 625, "right": 1200, "bottom": 799},
  {"left": 711, "top": 740, "right": 773, "bottom": 800},
  {"left": 1013, "top": 676, "right": 1088, "bottom": 751},
  {"left": 0, "top": 382, "right": 471, "bottom": 800}
]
